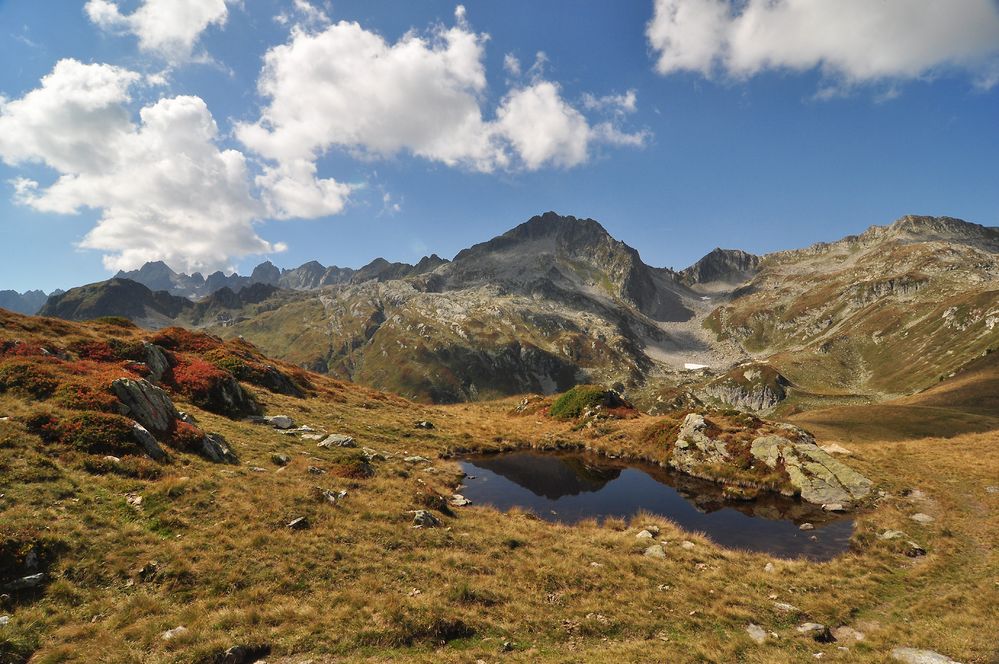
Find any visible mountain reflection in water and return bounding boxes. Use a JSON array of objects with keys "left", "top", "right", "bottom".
[{"left": 459, "top": 451, "right": 854, "bottom": 560}]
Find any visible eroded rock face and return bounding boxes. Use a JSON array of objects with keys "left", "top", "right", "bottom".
[
  {"left": 750, "top": 430, "right": 872, "bottom": 505},
  {"left": 142, "top": 343, "right": 171, "bottom": 383},
  {"left": 197, "top": 433, "right": 238, "bottom": 464},
  {"left": 112, "top": 378, "right": 178, "bottom": 434},
  {"left": 130, "top": 422, "right": 166, "bottom": 461}
]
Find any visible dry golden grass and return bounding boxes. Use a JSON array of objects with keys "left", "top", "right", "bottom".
[{"left": 1, "top": 313, "right": 997, "bottom": 663}]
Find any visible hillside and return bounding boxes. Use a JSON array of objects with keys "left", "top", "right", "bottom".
[{"left": 0, "top": 308, "right": 996, "bottom": 662}]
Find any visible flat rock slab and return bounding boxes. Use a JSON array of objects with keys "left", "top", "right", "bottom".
[{"left": 891, "top": 647, "right": 962, "bottom": 664}]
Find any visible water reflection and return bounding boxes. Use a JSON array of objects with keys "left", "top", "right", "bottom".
[{"left": 458, "top": 451, "right": 854, "bottom": 560}]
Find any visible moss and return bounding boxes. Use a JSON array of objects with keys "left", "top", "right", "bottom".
[{"left": 550, "top": 385, "right": 624, "bottom": 420}]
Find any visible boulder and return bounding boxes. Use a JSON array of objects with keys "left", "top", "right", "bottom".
[
  {"left": 750, "top": 433, "right": 872, "bottom": 505},
  {"left": 161, "top": 626, "right": 188, "bottom": 641},
  {"left": 415, "top": 420, "right": 435, "bottom": 429},
  {"left": 318, "top": 434, "right": 356, "bottom": 448},
  {"left": 271, "top": 453, "right": 291, "bottom": 466},
  {"left": 890, "top": 647, "right": 962, "bottom": 664},
  {"left": 3, "top": 573, "right": 45, "bottom": 591},
  {"left": 112, "top": 378, "right": 178, "bottom": 434},
  {"left": 286, "top": 517, "right": 309, "bottom": 530},
  {"left": 450, "top": 494, "right": 471, "bottom": 506},
  {"left": 671, "top": 414, "right": 731, "bottom": 474},
  {"left": 643, "top": 544, "right": 667, "bottom": 559},
  {"left": 411, "top": 510, "right": 441, "bottom": 528},
  {"left": 831, "top": 627, "right": 865, "bottom": 642},
  {"left": 910, "top": 513, "right": 935, "bottom": 525},
  {"left": 142, "top": 343, "right": 171, "bottom": 383},
  {"left": 797, "top": 623, "right": 835, "bottom": 643},
  {"left": 130, "top": 422, "right": 166, "bottom": 461},
  {"left": 263, "top": 415, "right": 295, "bottom": 429},
  {"left": 198, "top": 433, "right": 238, "bottom": 464}
]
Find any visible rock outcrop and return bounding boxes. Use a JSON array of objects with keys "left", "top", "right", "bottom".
[
  {"left": 112, "top": 378, "right": 179, "bottom": 434},
  {"left": 668, "top": 413, "right": 872, "bottom": 506}
]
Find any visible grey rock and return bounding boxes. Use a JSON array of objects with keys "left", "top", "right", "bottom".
[
  {"left": 197, "top": 433, "right": 238, "bottom": 464},
  {"left": 636, "top": 529, "right": 654, "bottom": 539},
  {"left": 450, "top": 494, "right": 471, "bottom": 506},
  {"left": 0, "top": 615, "right": 9, "bottom": 626},
  {"left": 773, "top": 601, "right": 801, "bottom": 612},
  {"left": 142, "top": 343, "right": 171, "bottom": 382},
  {"left": 316, "top": 488, "right": 347, "bottom": 505},
  {"left": 831, "top": 626, "right": 865, "bottom": 642},
  {"left": 799, "top": 522, "right": 814, "bottom": 531},
  {"left": 271, "top": 453, "right": 291, "bottom": 466},
  {"left": 177, "top": 410, "right": 197, "bottom": 425},
  {"left": 415, "top": 420, "right": 435, "bottom": 429},
  {"left": 643, "top": 544, "right": 667, "bottom": 559},
  {"left": 750, "top": 433, "right": 872, "bottom": 505},
  {"left": 905, "top": 541, "right": 927, "bottom": 557},
  {"left": 308, "top": 466, "right": 326, "bottom": 475},
  {"left": 404, "top": 455, "right": 429, "bottom": 463},
  {"left": 3, "top": 573, "right": 45, "bottom": 591},
  {"left": 318, "top": 434, "right": 356, "bottom": 448},
  {"left": 986, "top": 486, "right": 998, "bottom": 494},
  {"left": 286, "top": 517, "right": 310, "bottom": 530},
  {"left": 746, "top": 623, "right": 767, "bottom": 645},
  {"left": 161, "top": 626, "right": 188, "bottom": 641},
  {"left": 112, "top": 378, "right": 178, "bottom": 433},
  {"left": 411, "top": 510, "right": 441, "bottom": 527},
  {"left": 797, "top": 623, "right": 835, "bottom": 643},
  {"left": 130, "top": 422, "right": 166, "bottom": 461},
  {"left": 878, "top": 530, "right": 907, "bottom": 540},
  {"left": 890, "top": 647, "right": 962, "bottom": 664},
  {"left": 822, "top": 503, "right": 846, "bottom": 512},
  {"left": 264, "top": 415, "right": 295, "bottom": 429},
  {"left": 910, "top": 513, "right": 935, "bottom": 525}
]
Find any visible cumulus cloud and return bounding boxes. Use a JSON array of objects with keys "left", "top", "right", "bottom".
[
  {"left": 0, "top": 59, "right": 281, "bottom": 273},
  {"left": 647, "top": 0, "right": 999, "bottom": 88},
  {"left": 85, "top": 0, "right": 231, "bottom": 62},
  {"left": 237, "top": 7, "right": 645, "bottom": 184}
]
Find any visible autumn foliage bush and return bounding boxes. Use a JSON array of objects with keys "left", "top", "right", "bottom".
[
  {"left": 169, "top": 421, "right": 205, "bottom": 452},
  {"left": 149, "top": 327, "right": 222, "bottom": 353},
  {"left": 45, "top": 412, "right": 139, "bottom": 456},
  {"left": 0, "top": 360, "right": 60, "bottom": 399},
  {"left": 53, "top": 381, "right": 120, "bottom": 412}
]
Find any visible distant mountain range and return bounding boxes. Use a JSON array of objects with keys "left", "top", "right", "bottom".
[
  {"left": 0, "top": 288, "right": 63, "bottom": 315},
  {"left": 20, "top": 212, "right": 999, "bottom": 410}
]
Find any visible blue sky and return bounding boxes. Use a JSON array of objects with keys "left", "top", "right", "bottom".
[{"left": 1, "top": 0, "right": 998, "bottom": 293}]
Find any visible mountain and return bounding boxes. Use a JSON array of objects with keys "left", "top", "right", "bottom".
[
  {"left": 680, "top": 248, "right": 760, "bottom": 289},
  {"left": 38, "top": 278, "right": 193, "bottom": 327},
  {"left": 0, "top": 289, "right": 58, "bottom": 315},
  {"left": 29, "top": 212, "right": 999, "bottom": 410},
  {"left": 706, "top": 215, "right": 999, "bottom": 403}
]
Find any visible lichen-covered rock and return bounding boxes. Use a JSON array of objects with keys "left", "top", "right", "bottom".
[
  {"left": 670, "top": 413, "right": 730, "bottom": 474},
  {"left": 111, "top": 378, "right": 178, "bottom": 434},
  {"left": 130, "top": 422, "right": 166, "bottom": 461},
  {"left": 142, "top": 343, "right": 171, "bottom": 383},
  {"left": 750, "top": 432, "right": 872, "bottom": 505},
  {"left": 197, "top": 433, "right": 238, "bottom": 464},
  {"left": 665, "top": 411, "right": 872, "bottom": 507}
]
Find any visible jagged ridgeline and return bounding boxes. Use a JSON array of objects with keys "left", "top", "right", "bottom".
[{"left": 35, "top": 213, "right": 999, "bottom": 408}]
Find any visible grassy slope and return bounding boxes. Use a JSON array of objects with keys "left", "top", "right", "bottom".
[{"left": 1, "top": 313, "right": 997, "bottom": 663}]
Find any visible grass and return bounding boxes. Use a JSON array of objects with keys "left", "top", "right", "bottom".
[{"left": 0, "top": 310, "right": 997, "bottom": 663}]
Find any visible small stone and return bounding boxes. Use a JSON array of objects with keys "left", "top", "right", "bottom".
[
  {"left": 797, "top": 623, "right": 835, "bottom": 643},
  {"left": 301, "top": 433, "right": 324, "bottom": 441},
  {"left": 831, "top": 626, "right": 865, "bottom": 642},
  {"left": 986, "top": 486, "right": 998, "bottom": 494},
  {"left": 774, "top": 601, "right": 801, "bottom": 612},
  {"left": 271, "top": 453, "right": 291, "bottom": 466},
  {"left": 799, "top": 522, "right": 814, "bottom": 531},
  {"left": 249, "top": 466, "right": 267, "bottom": 473},
  {"left": 636, "top": 530, "right": 654, "bottom": 539},
  {"left": 501, "top": 641, "right": 514, "bottom": 652},
  {"left": 103, "top": 455, "right": 121, "bottom": 463},
  {"left": 890, "top": 647, "right": 962, "bottom": 663},
  {"left": 820, "top": 443, "right": 852, "bottom": 455},
  {"left": 746, "top": 623, "right": 767, "bottom": 644},
  {"left": 910, "top": 513, "right": 935, "bottom": 525},
  {"left": 414, "top": 421, "right": 434, "bottom": 429},
  {"left": 161, "top": 626, "right": 188, "bottom": 641},
  {"left": 404, "top": 455, "right": 429, "bottom": 463},
  {"left": 878, "top": 530, "right": 907, "bottom": 540},
  {"left": 0, "top": 615, "right": 9, "bottom": 626},
  {"left": 125, "top": 493, "right": 143, "bottom": 508},
  {"left": 286, "top": 517, "right": 310, "bottom": 530},
  {"left": 316, "top": 487, "right": 347, "bottom": 505},
  {"left": 450, "top": 494, "right": 471, "bottom": 507},
  {"left": 318, "top": 434, "right": 356, "bottom": 448},
  {"left": 3, "top": 573, "right": 45, "bottom": 591},
  {"left": 643, "top": 544, "right": 667, "bottom": 559},
  {"left": 904, "top": 541, "right": 927, "bottom": 557},
  {"left": 307, "top": 466, "right": 326, "bottom": 475},
  {"left": 822, "top": 503, "right": 846, "bottom": 512},
  {"left": 644, "top": 525, "right": 661, "bottom": 536},
  {"left": 411, "top": 510, "right": 441, "bottom": 528},
  {"left": 264, "top": 415, "right": 295, "bottom": 429},
  {"left": 680, "top": 540, "right": 696, "bottom": 550},
  {"left": 764, "top": 562, "right": 775, "bottom": 573}
]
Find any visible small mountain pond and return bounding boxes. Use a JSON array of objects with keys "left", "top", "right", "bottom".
[{"left": 457, "top": 451, "right": 853, "bottom": 560}]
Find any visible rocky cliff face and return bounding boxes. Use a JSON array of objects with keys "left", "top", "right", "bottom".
[
  {"left": 39, "top": 279, "right": 193, "bottom": 327},
  {"left": 680, "top": 248, "right": 760, "bottom": 288},
  {"left": 0, "top": 290, "right": 54, "bottom": 315}
]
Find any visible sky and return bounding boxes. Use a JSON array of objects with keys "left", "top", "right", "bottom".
[{"left": 1, "top": 0, "right": 998, "bottom": 293}]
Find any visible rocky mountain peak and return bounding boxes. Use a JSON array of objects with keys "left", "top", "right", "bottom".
[
  {"left": 877, "top": 215, "right": 999, "bottom": 250},
  {"left": 250, "top": 261, "right": 281, "bottom": 285},
  {"left": 680, "top": 248, "right": 761, "bottom": 287}
]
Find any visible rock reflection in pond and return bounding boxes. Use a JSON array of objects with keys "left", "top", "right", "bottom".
[{"left": 458, "top": 451, "right": 854, "bottom": 560}]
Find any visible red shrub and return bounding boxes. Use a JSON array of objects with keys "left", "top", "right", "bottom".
[
  {"left": 169, "top": 421, "right": 205, "bottom": 451},
  {"left": 0, "top": 339, "right": 54, "bottom": 358},
  {"left": 0, "top": 360, "right": 60, "bottom": 399},
  {"left": 53, "top": 382, "right": 120, "bottom": 412},
  {"left": 171, "top": 358, "right": 230, "bottom": 397},
  {"left": 67, "top": 339, "right": 118, "bottom": 362},
  {"left": 149, "top": 327, "right": 222, "bottom": 353}
]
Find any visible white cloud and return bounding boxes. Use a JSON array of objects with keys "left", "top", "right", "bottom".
[
  {"left": 237, "top": 7, "right": 644, "bottom": 181},
  {"left": 582, "top": 89, "right": 638, "bottom": 115},
  {"left": 0, "top": 59, "right": 282, "bottom": 273},
  {"left": 503, "top": 53, "right": 521, "bottom": 77},
  {"left": 85, "top": 0, "right": 231, "bottom": 63},
  {"left": 647, "top": 0, "right": 999, "bottom": 88}
]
